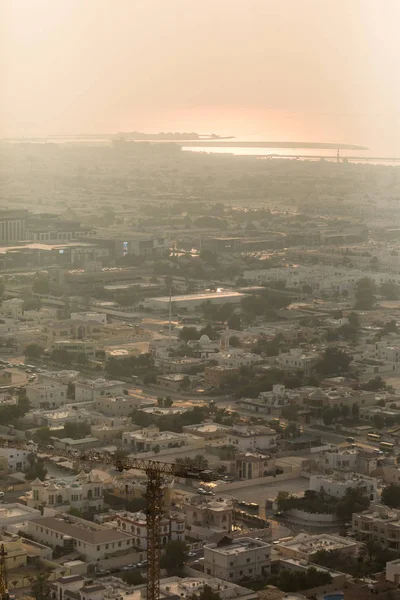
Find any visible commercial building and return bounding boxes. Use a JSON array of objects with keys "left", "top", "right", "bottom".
[
  {"left": 204, "top": 537, "right": 271, "bottom": 582},
  {"left": 28, "top": 515, "right": 134, "bottom": 561},
  {"left": 142, "top": 291, "right": 245, "bottom": 313},
  {"left": 0, "top": 210, "right": 27, "bottom": 243}
]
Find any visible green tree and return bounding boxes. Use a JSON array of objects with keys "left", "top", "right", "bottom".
[
  {"left": 192, "top": 585, "right": 222, "bottom": 600},
  {"left": 322, "top": 408, "right": 335, "bottom": 426},
  {"left": 227, "top": 313, "right": 242, "bottom": 330},
  {"left": 382, "top": 483, "right": 400, "bottom": 508},
  {"left": 316, "top": 347, "right": 352, "bottom": 376},
  {"left": 25, "top": 455, "right": 48, "bottom": 481},
  {"left": 348, "top": 312, "right": 360, "bottom": 328},
  {"left": 372, "top": 413, "right": 385, "bottom": 430},
  {"left": 24, "top": 344, "right": 45, "bottom": 359},
  {"left": 354, "top": 278, "right": 376, "bottom": 310},
  {"left": 30, "top": 572, "right": 52, "bottom": 600},
  {"left": 380, "top": 282, "right": 400, "bottom": 301},
  {"left": 160, "top": 540, "right": 188, "bottom": 573},
  {"left": 336, "top": 487, "right": 370, "bottom": 520},
  {"left": 122, "top": 571, "right": 145, "bottom": 586},
  {"left": 179, "top": 327, "right": 199, "bottom": 342},
  {"left": 32, "top": 275, "right": 50, "bottom": 295},
  {"left": 67, "top": 382, "right": 75, "bottom": 400},
  {"left": 34, "top": 427, "right": 51, "bottom": 444}
]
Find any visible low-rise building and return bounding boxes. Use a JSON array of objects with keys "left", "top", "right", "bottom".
[
  {"left": 183, "top": 422, "right": 231, "bottom": 440},
  {"left": 204, "top": 536, "right": 271, "bottom": 582},
  {"left": 183, "top": 495, "right": 233, "bottom": 536},
  {"left": 352, "top": 503, "right": 400, "bottom": 549},
  {"left": 74, "top": 378, "right": 125, "bottom": 402},
  {"left": 28, "top": 515, "right": 134, "bottom": 561},
  {"left": 0, "top": 448, "right": 30, "bottom": 472},
  {"left": 236, "top": 453, "right": 276, "bottom": 479},
  {"left": 28, "top": 470, "right": 104, "bottom": 512},
  {"left": 122, "top": 426, "right": 193, "bottom": 452},
  {"left": 226, "top": 424, "right": 277, "bottom": 452},
  {"left": 275, "top": 349, "right": 318, "bottom": 376},
  {"left": 276, "top": 533, "right": 359, "bottom": 560},
  {"left": 94, "top": 395, "right": 141, "bottom": 416},
  {"left": 101, "top": 509, "right": 185, "bottom": 549},
  {"left": 0, "top": 504, "right": 41, "bottom": 531},
  {"left": 309, "top": 473, "right": 378, "bottom": 500},
  {"left": 26, "top": 382, "right": 67, "bottom": 408},
  {"left": 205, "top": 366, "right": 240, "bottom": 387},
  {"left": 156, "top": 374, "right": 190, "bottom": 392}
]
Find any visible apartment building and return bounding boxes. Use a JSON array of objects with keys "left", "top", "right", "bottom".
[
  {"left": 101, "top": 510, "right": 185, "bottom": 549},
  {"left": 276, "top": 533, "right": 359, "bottom": 560},
  {"left": 28, "top": 515, "right": 134, "bottom": 561},
  {"left": 28, "top": 470, "right": 104, "bottom": 512},
  {"left": 275, "top": 349, "right": 318, "bottom": 376},
  {"left": 319, "top": 448, "right": 378, "bottom": 475},
  {"left": 204, "top": 537, "right": 271, "bottom": 582},
  {"left": 352, "top": 503, "right": 400, "bottom": 550}
]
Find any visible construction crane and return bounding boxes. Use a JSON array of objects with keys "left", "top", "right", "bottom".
[
  {"left": 0, "top": 439, "right": 203, "bottom": 600},
  {"left": 0, "top": 544, "right": 9, "bottom": 600}
]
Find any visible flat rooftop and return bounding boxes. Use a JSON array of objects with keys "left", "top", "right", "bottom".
[{"left": 148, "top": 291, "right": 245, "bottom": 302}]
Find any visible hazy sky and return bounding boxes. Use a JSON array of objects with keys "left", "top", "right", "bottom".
[{"left": 1, "top": 0, "right": 400, "bottom": 152}]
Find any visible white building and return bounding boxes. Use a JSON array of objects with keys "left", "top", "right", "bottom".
[
  {"left": 309, "top": 473, "right": 378, "bottom": 500},
  {"left": 319, "top": 448, "right": 358, "bottom": 472},
  {"left": 28, "top": 470, "right": 104, "bottom": 512},
  {"left": 70, "top": 312, "right": 107, "bottom": 324},
  {"left": 0, "top": 298, "right": 24, "bottom": 319},
  {"left": 213, "top": 351, "right": 262, "bottom": 369},
  {"left": 204, "top": 537, "right": 271, "bottom": 582},
  {"left": 101, "top": 510, "right": 185, "bottom": 549},
  {"left": 27, "top": 515, "right": 134, "bottom": 561},
  {"left": 0, "top": 504, "right": 41, "bottom": 531},
  {"left": 275, "top": 349, "right": 318, "bottom": 376},
  {"left": 226, "top": 424, "right": 277, "bottom": 452},
  {"left": 94, "top": 395, "right": 141, "bottom": 416},
  {"left": 74, "top": 378, "right": 125, "bottom": 402},
  {"left": 0, "top": 448, "right": 30, "bottom": 472},
  {"left": 386, "top": 557, "right": 400, "bottom": 583},
  {"left": 142, "top": 291, "right": 245, "bottom": 312},
  {"left": 122, "top": 426, "right": 193, "bottom": 452},
  {"left": 26, "top": 382, "right": 67, "bottom": 409}
]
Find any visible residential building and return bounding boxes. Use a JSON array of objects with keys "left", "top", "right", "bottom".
[
  {"left": 183, "top": 422, "right": 231, "bottom": 440},
  {"left": 94, "top": 395, "right": 141, "bottom": 416},
  {"left": 213, "top": 351, "right": 262, "bottom": 369},
  {"left": 0, "top": 210, "right": 27, "bottom": 243},
  {"left": 122, "top": 426, "right": 194, "bottom": 452},
  {"left": 28, "top": 470, "right": 104, "bottom": 512},
  {"left": 183, "top": 495, "right": 233, "bottom": 537},
  {"left": 52, "top": 340, "right": 97, "bottom": 358},
  {"left": 0, "top": 298, "right": 24, "bottom": 319},
  {"left": 74, "top": 378, "right": 125, "bottom": 401},
  {"left": 204, "top": 537, "right": 271, "bottom": 582},
  {"left": 386, "top": 557, "right": 400, "bottom": 583},
  {"left": 236, "top": 453, "right": 276, "bottom": 479},
  {"left": 226, "top": 424, "right": 277, "bottom": 452},
  {"left": 0, "top": 448, "right": 30, "bottom": 472},
  {"left": 26, "top": 382, "right": 66, "bottom": 409},
  {"left": 0, "top": 504, "right": 41, "bottom": 531},
  {"left": 70, "top": 312, "right": 107, "bottom": 324},
  {"left": 275, "top": 349, "right": 318, "bottom": 376},
  {"left": 309, "top": 473, "right": 378, "bottom": 499},
  {"left": 155, "top": 357, "right": 204, "bottom": 374},
  {"left": 156, "top": 374, "right": 191, "bottom": 391},
  {"left": 101, "top": 509, "right": 185, "bottom": 549},
  {"left": 28, "top": 515, "right": 134, "bottom": 561},
  {"left": 352, "top": 503, "right": 400, "bottom": 549},
  {"left": 276, "top": 533, "right": 359, "bottom": 560},
  {"left": 318, "top": 448, "right": 378, "bottom": 476}
]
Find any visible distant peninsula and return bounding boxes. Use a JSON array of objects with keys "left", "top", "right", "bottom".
[
  {"left": 113, "top": 132, "right": 234, "bottom": 141},
  {"left": 180, "top": 141, "right": 369, "bottom": 150}
]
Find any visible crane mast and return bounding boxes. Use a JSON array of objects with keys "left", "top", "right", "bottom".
[{"left": 0, "top": 439, "right": 202, "bottom": 600}]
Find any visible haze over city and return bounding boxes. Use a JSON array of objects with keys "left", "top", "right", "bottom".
[{"left": 2, "top": 0, "right": 400, "bottom": 154}]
